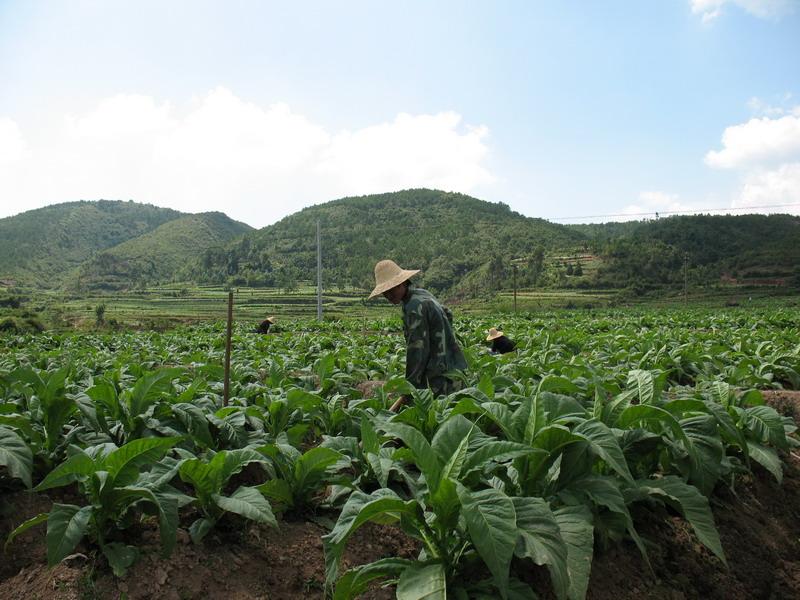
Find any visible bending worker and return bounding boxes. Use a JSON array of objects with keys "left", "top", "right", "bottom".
[
  {"left": 486, "top": 327, "right": 516, "bottom": 354},
  {"left": 256, "top": 316, "right": 275, "bottom": 334},
  {"left": 369, "top": 259, "right": 467, "bottom": 411}
]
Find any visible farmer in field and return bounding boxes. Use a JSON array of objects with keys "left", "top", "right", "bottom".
[
  {"left": 256, "top": 316, "right": 275, "bottom": 334},
  {"left": 369, "top": 259, "right": 467, "bottom": 411},
  {"left": 486, "top": 327, "right": 516, "bottom": 354}
]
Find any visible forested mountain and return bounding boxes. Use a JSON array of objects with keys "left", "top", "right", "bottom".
[
  {"left": 190, "top": 189, "right": 588, "bottom": 292},
  {"left": 66, "top": 213, "right": 252, "bottom": 291},
  {"left": 0, "top": 201, "right": 182, "bottom": 288},
  {"left": 2, "top": 193, "right": 798, "bottom": 295},
  {"left": 581, "top": 214, "right": 800, "bottom": 290}
]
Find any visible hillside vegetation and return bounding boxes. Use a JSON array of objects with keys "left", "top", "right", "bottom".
[
  {"left": 192, "top": 189, "right": 800, "bottom": 296},
  {"left": 67, "top": 212, "right": 252, "bottom": 291},
  {"left": 191, "top": 189, "right": 588, "bottom": 292},
  {"left": 1, "top": 192, "right": 798, "bottom": 297},
  {"left": 575, "top": 214, "right": 800, "bottom": 292},
  {"left": 0, "top": 200, "right": 182, "bottom": 288}
]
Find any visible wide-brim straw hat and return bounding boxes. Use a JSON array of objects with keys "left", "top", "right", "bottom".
[
  {"left": 368, "top": 259, "right": 420, "bottom": 299},
  {"left": 486, "top": 327, "right": 504, "bottom": 341},
  {"left": 265, "top": 316, "right": 276, "bottom": 323}
]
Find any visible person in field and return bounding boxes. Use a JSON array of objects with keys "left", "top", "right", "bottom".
[
  {"left": 486, "top": 327, "right": 516, "bottom": 354},
  {"left": 256, "top": 316, "right": 275, "bottom": 334},
  {"left": 369, "top": 259, "right": 467, "bottom": 411}
]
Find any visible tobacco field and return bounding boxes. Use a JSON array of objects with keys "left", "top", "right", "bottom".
[{"left": 1, "top": 307, "right": 799, "bottom": 599}]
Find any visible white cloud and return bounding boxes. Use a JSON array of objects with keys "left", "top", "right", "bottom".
[
  {"left": 702, "top": 105, "right": 800, "bottom": 215},
  {"left": 0, "top": 88, "right": 493, "bottom": 227},
  {"left": 705, "top": 111, "right": 800, "bottom": 169},
  {"left": 0, "top": 117, "right": 31, "bottom": 163},
  {"left": 734, "top": 163, "right": 800, "bottom": 213},
  {"left": 691, "top": 0, "right": 798, "bottom": 23},
  {"left": 317, "top": 112, "right": 493, "bottom": 193},
  {"left": 66, "top": 94, "right": 172, "bottom": 138},
  {"left": 746, "top": 95, "right": 796, "bottom": 117}
]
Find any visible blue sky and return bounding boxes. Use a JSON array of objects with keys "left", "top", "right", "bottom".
[{"left": 1, "top": 0, "right": 799, "bottom": 227}]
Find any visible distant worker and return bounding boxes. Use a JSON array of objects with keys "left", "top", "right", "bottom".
[
  {"left": 486, "top": 327, "right": 516, "bottom": 354},
  {"left": 369, "top": 259, "right": 467, "bottom": 411},
  {"left": 256, "top": 316, "right": 275, "bottom": 334}
]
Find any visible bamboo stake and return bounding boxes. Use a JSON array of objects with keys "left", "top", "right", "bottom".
[{"left": 223, "top": 290, "right": 233, "bottom": 407}]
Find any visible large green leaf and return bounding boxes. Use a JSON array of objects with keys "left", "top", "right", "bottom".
[
  {"left": 323, "top": 489, "right": 418, "bottom": 585},
  {"left": 397, "top": 563, "right": 447, "bottom": 600},
  {"left": 334, "top": 557, "right": 415, "bottom": 600},
  {"left": 360, "top": 416, "right": 380, "bottom": 455},
  {"left": 512, "top": 496, "right": 569, "bottom": 600},
  {"left": 216, "top": 448, "right": 269, "bottom": 486},
  {"left": 523, "top": 389, "right": 547, "bottom": 444},
  {"left": 103, "top": 436, "right": 181, "bottom": 487},
  {"left": 703, "top": 400, "right": 748, "bottom": 457},
  {"left": 258, "top": 478, "right": 294, "bottom": 506},
  {"left": 171, "top": 403, "right": 213, "bottom": 449},
  {"left": 745, "top": 405, "right": 789, "bottom": 451},
  {"left": 126, "top": 368, "right": 183, "bottom": 418},
  {"left": 573, "top": 419, "right": 633, "bottom": 482},
  {"left": 634, "top": 476, "right": 726, "bottom": 565},
  {"left": 746, "top": 441, "right": 782, "bottom": 483},
  {"left": 627, "top": 370, "right": 655, "bottom": 405},
  {"left": 461, "top": 441, "right": 538, "bottom": 479},
  {"left": 34, "top": 451, "right": 95, "bottom": 491},
  {"left": 46, "top": 504, "right": 93, "bottom": 566},
  {"left": 149, "top": 488, "right": 180, "bottom": 556},
  {"left": 102, "top": 542, "right": 139, "bottom": 577},
  {"left": 562, "top": 475, "right": 649, "bottom": 571},
  {"left": 457, "top": 485, "right": 517, "bottom": 598},
  {"left": 0, "top": 425, "right": 33, "bottom": 488},
  {"left": 434, "top": 417, "right": 473, "bottom": 483},
  {"left": 294, "top": 447, "right": 343, "bottom": 493},
  {"left": 213, "top": 486, "right": 277, "bottom": 526},
  {"left": 431, "top": 415, "right": 473, "bottom": 475},
  {"left": 553, "top": 505, "right": 594, "bottom": 600},
  {"left": 4, "top": 512, "right": 48, "bottom": 552},
  {"left": 678, "top": 415, "right": 724, "bottom": 496},
  {"left": 85, "top": 379, "right": 121, "bottom": 421},
  {"left": 188, "top": 516, "right": 216, "bottom": 544},
  {"left": 181, "top": 448, "right": 267, "bottom": 500},
  {"left": 367, "top": 449, "right": 398, "bottom": 489},
  {"left": 381, "top": 422, "right": 441, "bottom": 485}
]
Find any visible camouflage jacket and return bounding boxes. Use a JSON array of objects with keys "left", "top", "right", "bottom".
[{"left": 401, "top": 286, "right": 467, "bottom": 390}]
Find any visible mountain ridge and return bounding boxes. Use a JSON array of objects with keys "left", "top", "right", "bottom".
[{"left": 2, "top": 191, "right": 798, "bottom": 294}]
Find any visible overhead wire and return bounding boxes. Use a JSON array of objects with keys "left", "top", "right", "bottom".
[{"left": 547, "top": 202, "right": 800, "bottom": 222}]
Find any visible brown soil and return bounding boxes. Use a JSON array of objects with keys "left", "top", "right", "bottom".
[
  {"left": 355, "top": 380, "right": 387, "bottom": 399},
  {"left": 763, "top": 389, "right": 800, "bottom": 424},
  {"left": 3, "top": 394, "right": 800, "bottom": 599}
]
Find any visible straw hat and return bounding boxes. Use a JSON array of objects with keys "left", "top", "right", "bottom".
[
  {"left": 265, "top": 316, "right": 275, "bottom": 323},
  {"left": 368, "top": 259, "right": 420, "bottom": 299},
  {"left": 486, "top": 327, "right": 504, "bottom": 341}
]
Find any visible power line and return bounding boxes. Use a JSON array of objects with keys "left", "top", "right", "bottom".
[
  {"left": 224, "top": 202, "right": 800, "bottom": 243},
  {"left": 548, "top": 202, "right": 800, "bottom": 222}
]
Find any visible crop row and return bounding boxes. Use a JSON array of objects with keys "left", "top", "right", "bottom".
[{"left": 1, "top": 308, "right": 798, "bottom": 598}]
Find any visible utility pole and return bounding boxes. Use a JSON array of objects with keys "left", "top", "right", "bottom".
[
  {"left": 316, "top": 220, "right": 322, "bottom": 321},
  {"left": 513, "top": 264, "right": 518, "bottom": 313},
  {"left": 683, "top": 253, "right": 689, "bottom": 303},
  {"left": 223, "top": 291, "right": 233, "bottom": 407}
]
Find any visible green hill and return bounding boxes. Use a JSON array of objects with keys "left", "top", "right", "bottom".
[
  {"left": 0, "top": 200, "right": 182, "bottom": 288},
  {"left": 2, "top": 194, "right": 797, "bottom": 298},
  {"left": 69, "top": 212, "right": 252, "bottom": 291},
  {"left": 190, "top": 189, "right": 589, "bottom": 292},
  {"left": 581, "top": 214, "right": 800, "bottom": 290}
]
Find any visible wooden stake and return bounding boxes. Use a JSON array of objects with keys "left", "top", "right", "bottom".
[{"left": 223, "top": 290, "right": 233, "bottom": 407}]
